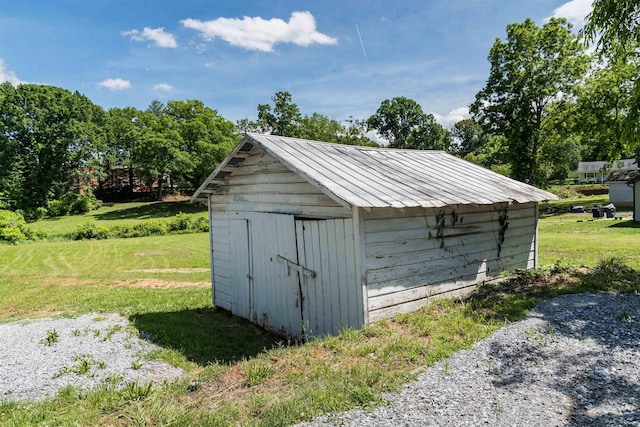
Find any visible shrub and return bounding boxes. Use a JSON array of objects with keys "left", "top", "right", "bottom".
[
  {"left": 47, "top": 200, "right": 70, "bottom": 217},
  {"left": 0, "top": 210, "right": 36, "bottom": 243},
  {"left": 193, "top": 216, "right": 209, "bottom": 232},
  {"left": 167, "top": 212, "right": 192, "bottom": 232},
  {"left": 68, "top": 222, "right": 110, "bottom": 240}
]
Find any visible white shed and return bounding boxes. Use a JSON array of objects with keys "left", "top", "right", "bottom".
[{"left": 192, "top": 133, "right": 558, "bottom": 338}]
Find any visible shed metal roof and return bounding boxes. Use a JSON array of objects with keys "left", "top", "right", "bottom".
[{"left": 192, "top": 133, "right": 558, "bottom": 208}]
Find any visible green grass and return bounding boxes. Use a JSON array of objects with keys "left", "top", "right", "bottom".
[
  {"left": 29, "top": 201, "right": 207, "bottom": 237},
  {"left": 1, "top": 198, "right": 640, "bottom": 425},
  {"left": 539, "top": 214, "right": 640, "bottom": 268}
]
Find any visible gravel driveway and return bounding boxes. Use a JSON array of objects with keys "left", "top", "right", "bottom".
[
  {"left": 0, "top": 313, "right": 184, "bottom": 402},
  {"left": 305, "top": 293, "right": 640, "bottom": 426}
]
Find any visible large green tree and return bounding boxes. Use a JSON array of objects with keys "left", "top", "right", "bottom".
[
  {"left": 471, "top": 18, "right": 590, "bottom": 184},
  {"left": 450, "top": 118, "right": 489, "bottom": 157},
  {"left": 0, "top": 83, "right": 105, "bottom": 213},
  {"left": 164, "top": 99, "right": 238, "bottom": 190},
  {"left": 582, "top": 0, "right": 640, "bottom": 150},
  {"left": 128, "top": 100, "right": 238, "bottom": 200},
  {"left": 367, "top": 97, "right": 450, "bottom": 150},
  {"left": 573, "top": 58, "right": 638, "bottom": 160}
]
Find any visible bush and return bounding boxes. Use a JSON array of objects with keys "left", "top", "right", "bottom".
[
  {"left": 47, "top": 200, "right": 70, "bottom": 217},
  {"left": 48, "top": 194, "right": 103, "bottom": 217},
  {"left": 61, "top": 214, "right": 208, "bottom": 241},
  {"left": 68, "top": 222, "right": 110, "bottom": 240},
  {"left": 0, "top": 210, "right": 36, "bottom": 243},
  {"left": 167, "top": 212, "right": 192, "bottom": 232}
]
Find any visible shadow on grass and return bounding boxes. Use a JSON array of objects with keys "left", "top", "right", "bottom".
[
  {"left": 130, "top": 306, "right": 283, "bottom": 365},
  {"left": 467, "top": 262, "right": 640, "bottom": 426},
  {"left": 94, "top": 201, "right": 207, "bottom": 221},
  {"left": 466, "top": 258, "right": 640, "bottom": 324},
  {"left": 608, "top": 220, "right": 640, "bottom": 229}
]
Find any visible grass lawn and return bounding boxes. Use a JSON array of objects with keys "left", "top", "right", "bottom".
[
  {"left": 538, "top": 213, "right": 640, "bottom": 269},
  {"left": 29, "top": 201, "right": 208, "bottom": 237},
  {"left": 1, "top": 199, "right": 639, "bottom": 425}
]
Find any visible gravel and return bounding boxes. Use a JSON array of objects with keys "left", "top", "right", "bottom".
[
  {"left": 304, "top": 293, "right": 640, "bottom": 426},
  {"left": 0, "top": 313, "right": 184, "bottom": 402}
]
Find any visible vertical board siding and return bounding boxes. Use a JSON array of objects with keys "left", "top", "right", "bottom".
[
  {"left": 248, "top": 213, "right": 301, "bottom": 336},
  {"left": 209, "top": 149, "right": 351, "bottom": 218},
  {"left": 296, "top": 218, "right": 361, "bottom": 337},
  {"left": 229, "top": 219, "right": 251, "bottom": 319},
  {"left": 635, "top": 183, "right": 640, "bottom": 221},
  {"left": 362, "top": 203, "right": 538, "bottom": 319},
  {"left": 210, "top": 210, "right": 232, "bottom": 310}
]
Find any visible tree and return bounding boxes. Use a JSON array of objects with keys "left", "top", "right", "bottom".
[
  {"left": 582, "top": 0, "right": 640, "bottom": 55},
  {"left": 164, "top": 99, "right": 238, "bottom": 189},
  {"left": 367, "top": 97, "right": 449, "bottom": 150},
  {"left": 450, "top": 118, "right": 489, "bottom": 157},
  {"left": 103, "top": 107, "right": 143, "bottom": 194},
  {"left": 0, "top": 83, "right": 105, "bottom": 214},
  {"left": 573, "top": 58, "right": 638, "bottom": 160},
  {"left": 239, "top": 91, "right": 377, "bottom": 146},
  {"left": 582, "top": 0, "right": 640, "bottom": 151},
  {"left": 470, "top": 18, "right": 590, "bottom": 185}
]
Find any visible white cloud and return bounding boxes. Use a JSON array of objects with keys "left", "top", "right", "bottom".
[
  {"left": 545, "top": 0, "right": 592, "bottom": 29},
  {"left": 181, "top": 11, "right": 338, "bottom": 52},
  {"left": 97, "top": 78, "right": 132, "bottom": 91},
  {"left": 153, "top": 83, "right": 174, "bottom": 92},
  {"left": 123, "top": 27, "right": 178, "bottom": 48},
  {"left": 0, "top": 59, "right": 24, "bottom": 86},
  {"left": 432, "top": 107, "right": 469, "bottom": 128}
]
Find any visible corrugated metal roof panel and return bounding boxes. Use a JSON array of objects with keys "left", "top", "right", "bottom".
[{"left": 192, "top": 133, "right": 559, "bottom": 206}]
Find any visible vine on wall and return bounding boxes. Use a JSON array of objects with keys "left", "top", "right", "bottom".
[
  {"left": 496, "top": 206, "right": 509, "bottom": 257},
  {"left": 428, "top": 209, "right": 462, "bottom": 252}
]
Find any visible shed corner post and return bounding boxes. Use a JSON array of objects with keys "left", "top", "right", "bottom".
[
  {"left": 208, "top": 195, "right": 216, "bottom": 307},
  {"left": 534, "top": 202, "right": 539, "bottom": 269},
  {"left": 352, "top": 206, "right": 369, "bottom": 326}
]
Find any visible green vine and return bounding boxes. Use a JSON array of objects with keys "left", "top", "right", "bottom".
[
  {"left": 428, "top": 209, "right": 461, "bottom": 251},
  {"left": 497, "top": 207, "right": 509, "bottom": 257}
]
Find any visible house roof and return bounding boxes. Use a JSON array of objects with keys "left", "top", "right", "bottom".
[
  {"left": 192, "top": 133, "right": 558, "bottom": 208},
  {"left": 578, "top": 158, "right": 639, "bottom": 173},
  {"left": 607, "top": 170, "right": 640, "bottom": 183}
]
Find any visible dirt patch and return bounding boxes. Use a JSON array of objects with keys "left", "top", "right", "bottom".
[
  {"left": 132, "top": 250, "right": 193, "bottom": 257},
  {"left": 126, "top": 268, "right": 210, "bottom": 273},
  {"left": 113, "top": 279, "right": 209, "bottom": 288},
  {"left": 42, "top": 277, "right": 208, "bottom": 289}
]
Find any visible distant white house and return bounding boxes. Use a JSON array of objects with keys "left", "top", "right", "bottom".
[
  {"left": 577, "top": 158, "right": 638, "bottom": 183},
  {"left": 577, "top": 158, "right": 639, "bottom": 204}
]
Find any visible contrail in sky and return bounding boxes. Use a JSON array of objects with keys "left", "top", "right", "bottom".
[{"left": 356, "top": 24, "right": 375, "bottom": 86}]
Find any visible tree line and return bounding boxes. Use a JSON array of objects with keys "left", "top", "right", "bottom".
[{"left": 1, "top": 2, "right": 638, "bottom": 218}]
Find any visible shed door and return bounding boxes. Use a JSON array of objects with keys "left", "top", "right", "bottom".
[
  {"left": 295, "top": 218, "right": 362, "bottom": 337},
  {"left": 232, "top": 213, "right": 303, "bottom": 336}
]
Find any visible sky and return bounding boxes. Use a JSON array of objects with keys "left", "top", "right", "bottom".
[{"left": 0, "top": 0, "right": 593, "bottom": 129}]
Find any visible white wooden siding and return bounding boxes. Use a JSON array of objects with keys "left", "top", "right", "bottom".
[
  {"left": 209, "top": 148, "right": 351, "bottom": 218},
  {"left": 295, "top": 218, "right": 362, "bottom": 337},
  {"left": 209, "top": 208, "right": 232, "bottom": 311},
  {"left": 609, "top": 182, "right": 633, "bottom": 204},
  {"left": 247, "top": 213, "right": 302, "bottom": 336},
  {"left": 635, "top": 183, "right": 640, "bottom": 221},
  {"left": 362, "top": 203, "right": 537, "bottom": 321}
]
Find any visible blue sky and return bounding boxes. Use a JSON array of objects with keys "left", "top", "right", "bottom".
[{"left": 0, "top": 0, "right": 591, "bottom": 129}]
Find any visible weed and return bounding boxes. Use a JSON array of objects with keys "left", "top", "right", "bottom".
[
  {"left": 71, "top": 329, "right": 81, "bottom": 337},
  {"left": 54, "top": 355, "right": 103, "bottom": 378},
  {"left": 619, "top": 307, "right": 635, "bottom": 323},
  {"left": 41, "top": 329, "right": 59, "bottom": 346},
  {"left": 245, "top": 360, "right": 274, "bottom": 387},
  {"left": 124, "top": 382, "right": 153, "bottom": 400},
  {"left": 102, "top": 324, "right": 123, "bottom": 341},
  {"left": 131, "top": 361, "right": 143, "bottom": 370}
]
